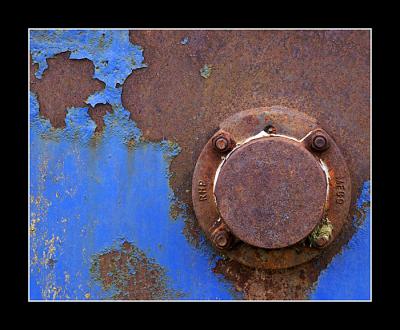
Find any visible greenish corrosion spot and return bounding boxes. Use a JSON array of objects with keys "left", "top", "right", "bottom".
[
  {"left": 200, "top": 64, "right": 212, "bottom": 79},
  {"left": 309, "top": 217, "right": 333, "bottom": 247}
]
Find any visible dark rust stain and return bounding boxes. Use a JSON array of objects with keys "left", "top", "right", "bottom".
[
  {"left": 88, "top": 103, "right": 113, "bottom": 133},
  {"left": 91, "top": 241, "right": 182, "bottom": 300},
  {"left": 213, "top": 258, "right": 321, "bottom": 300},
  {"left": 121, "top": 30, "right": 369, "bottom": 299},
  {"left": 30, "top": 51, "right": 105, "bottom": 128}
]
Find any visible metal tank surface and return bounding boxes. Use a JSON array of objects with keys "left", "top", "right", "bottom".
[{"left": 29, "top": 29, "right": 371, "bottom": 301}]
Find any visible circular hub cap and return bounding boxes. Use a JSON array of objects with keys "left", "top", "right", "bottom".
[
  {"left": 192, "top": 106, "right": 351, "bottom": 269},
  {"left": 214, "top": 136, "right": 327, "bottom": 249}
]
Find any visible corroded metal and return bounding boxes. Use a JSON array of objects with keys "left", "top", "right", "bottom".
[
  {"left": 192, "top": 107, "right": 352, "bottom": 269},
  {"left": 30, "top": 52, "right": 105, "bottom": 128},
  {"left": 215, "top": 136, "right": 327, "bottom": 249},
  {"left": 310, "top": 130, "right": 330, "bottom": 152},
  {"left": 212, "top": 131, "right": 236, "bottom": 153},
  {"left": 210, "top": 221, "right": 235, "bottom": 250},
  {"left": 31, "top": 30, "right": 369, "bottom": 300}
]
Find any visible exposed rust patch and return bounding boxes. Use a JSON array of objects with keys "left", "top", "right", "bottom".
[
  {"left": 91, "top": 241, "right": 181, "bottom": 300},
  {"left": 169, "top": 201, "right": 183, "bottom": 220},
  {"left": 123, "top": 30, "right": 370, "bottom": 194},
  {"left": 88, "top": 103, "right": 113, "bottom": 132},
  {"left": 122, "top": 30, "right": 370, "bottom": 299},
  {"left": 182, "top": 209, "right": 203, "bottom": 248},
  {"left": 122, "top": 30, "right": 369, "bottom": 230},
  {"left": 213, "top": 258, "right": 320, "bottom": 300},
  {"left": 30, "top": 51, "right": 105, "bottom": 128}
]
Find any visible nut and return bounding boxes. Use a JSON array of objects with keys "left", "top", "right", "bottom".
[
  {"left": 311, "top": 134, "right": 329, "bottom": 152},
  {"left": 215, "top": 137, "right": 228, "bottom": 151},
  {"left": 211, "top": 229, "right": 233, "bottom": 249},
  {"left": 212, "top": 131, "right": 235, "bottom": 153},
  {"left": 215, "top": 232, "right": 228, "bottom": 247}
]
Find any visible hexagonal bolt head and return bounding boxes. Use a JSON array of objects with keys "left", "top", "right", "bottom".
[
  {"left": 212, "top": 230, "right": 233, "bottom": 250},
  {"left": 212, "top": 132, "right": 235, "bottom": 153},
  {"left": 311, "top": 134, "right": 329, "bottom": 152}
]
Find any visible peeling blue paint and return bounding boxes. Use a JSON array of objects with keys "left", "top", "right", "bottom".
[
  {"left": 30, "top": 30, "right": 146, "bottom": 86},
  {"left": 30, "top": 91, "right": 237, "bottom": 299},
  {"left": 310, "top": 181, "right": 371, "bottom": 300},
  {"left": 29, "top": 30, "right": 238, "bottom": 300},
  {"left": 29, "top": 29, "right": 370, "bottom": 301},
  {"left": 31, "top": 30, "right": 140, "bottom": 113}
]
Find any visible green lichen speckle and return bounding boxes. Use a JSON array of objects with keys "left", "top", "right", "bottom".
[
  {"left": 200, "top": 64, "right": 212, "bottom": 79},
  {"left": 309, "top": 217, "right": 333, "bottom": 247}
]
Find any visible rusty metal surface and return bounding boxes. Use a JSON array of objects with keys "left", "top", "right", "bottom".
[
  {"left": 214, "top": 136, "right": 327, "bottom": 249},
  {"left": 30, "top": 29, "right": 369, "bottom": 300},
  {"left": 123, "top": 30, "right": 369, "bottom": 218},
  {"left": 192, "top": 107, "right": 351, "bottom": 269},
  {"left": 30, "top": 52, "right": 105, "bottom": 128},
  {"left": 91, "top": 241, "right": 183, "bottom": 300}
]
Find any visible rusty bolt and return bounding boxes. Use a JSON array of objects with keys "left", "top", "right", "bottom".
[
  {"left": 212, "top": 131, "right": 235, "bottom": 153},
  {"left": 311, "top": 134, "right": 329, "bottom": 152},
  {"left": 212, "top": 229, "right": 232, "bottom": 249},
  {"left": 264, "top": 125, "right": 276, "bottom": 134},
  {"left": 215, "top": 137, "right": 229, "bottom": 151}
]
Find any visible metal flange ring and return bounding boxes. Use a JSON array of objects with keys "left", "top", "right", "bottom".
[{"left": 192, "top": 106, "right": 351, "bottom": 269}]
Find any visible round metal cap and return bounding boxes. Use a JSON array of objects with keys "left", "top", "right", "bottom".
[{"left": 214, "top": 136, "right": 327, "bottom": 249}]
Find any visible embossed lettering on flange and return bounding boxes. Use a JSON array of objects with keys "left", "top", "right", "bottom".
[{"left": 198, "top": 180, "right": 207, "bottom": 201}]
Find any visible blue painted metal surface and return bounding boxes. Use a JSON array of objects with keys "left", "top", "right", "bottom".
[
  {"left": 29, "top": 29, "right": 370, "bottom": 300},
  {"left": 311, "top": 181, "right": 371, "bottom": 300}
]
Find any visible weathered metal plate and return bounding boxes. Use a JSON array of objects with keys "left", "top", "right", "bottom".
[
  {"left": 215, "top": 136, "right": 327, "bottom": 249},
  {"left": 30, "top": 29, "right": 369, "bottom": 300}
]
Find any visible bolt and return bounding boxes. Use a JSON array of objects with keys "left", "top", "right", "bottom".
[
  {"left": 212, "top": 132, "right": 235, "bottom": 153},
  {"left": 311, "top": 134, "right": 329, "bottom": 152},
  {"left": 213, "top": 230, "right": 231, "bottom": 249},
  {"left": 264, "top": 125, "right": 276, "bottom": 134},
  {"left": 215, "top": 137, "right": 229, "bottom": 151}
]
